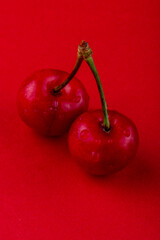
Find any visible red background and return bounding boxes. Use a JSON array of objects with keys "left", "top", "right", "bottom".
[{"left": 0, "top": 0, "right": 160, "bottom": 239}]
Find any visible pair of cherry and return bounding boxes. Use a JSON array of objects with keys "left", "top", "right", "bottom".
[{"left": 17, "top": 41, "right": 139, "bottom": 176}]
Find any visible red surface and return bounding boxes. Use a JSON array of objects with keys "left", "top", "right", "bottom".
[{"left": 0, "top": 0, "right": 160, "bottom": 239}]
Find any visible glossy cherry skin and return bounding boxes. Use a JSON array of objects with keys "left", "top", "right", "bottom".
[
  {"left": 17, "top": 69, "right": 89, "bottom": 136},
  {"left": 68, "top": 110, "right": 139, "bottom": 175}
]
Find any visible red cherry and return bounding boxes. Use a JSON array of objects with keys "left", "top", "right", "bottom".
[
  {"left": 68, "top": 110, "right": 139, "bottom": 175},
  {"left": 17, "top": 69, "right": 89, "bottom": 136}
]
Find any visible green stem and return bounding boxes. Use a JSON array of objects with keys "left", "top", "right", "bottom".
[
  {"left": 79, "top": 41, "right": 110, "bottom": 131},
  {"left": 53, "top": 40, "right": 92, "bottom": 94},
  {"left": 53, "top": 55, "right": 83, "bottom": 93}
]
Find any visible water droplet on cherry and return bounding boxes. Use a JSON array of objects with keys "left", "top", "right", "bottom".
[
  {"left": 80, "top": 129, "right": 89, "bottom": 140},
  {"left": 73, "top": 96, "right": 81, "bottom": 103}
]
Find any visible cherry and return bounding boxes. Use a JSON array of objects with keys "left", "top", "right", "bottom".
[
  {"left": 68, "top": 41, "right": 139, "bottom": 175},
  {"left": 17, "top": 69, "right": 89, "bottom": 136},
  {"left": 68, "top": 110, "right": 139, "bottom": 175}
]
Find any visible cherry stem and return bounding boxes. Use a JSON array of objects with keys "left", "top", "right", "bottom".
[
  {"left": 53, "top": 54, "right": 83, "bottom": 94},
  {"left": 79, "top": 41, "right": 110, "bottom": 131}
]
